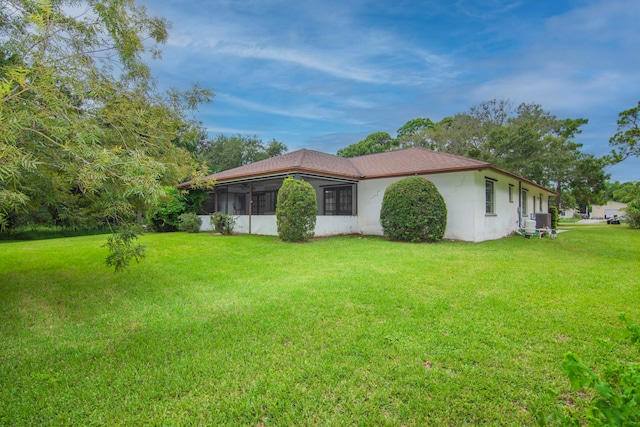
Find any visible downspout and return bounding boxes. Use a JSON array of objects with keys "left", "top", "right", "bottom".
[
  {"left": 518, "top": 181, "right": 522, "bottom": 229},
  {"left": 248, "top": 182, "right": 253, "bottom": 235}
]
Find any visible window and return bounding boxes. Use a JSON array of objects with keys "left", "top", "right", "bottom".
[
  {"left": 324, "top": 186, "right": 353, "bottom": 215},
  {"left": 251, "top": 191, "right": 277, "bottom": 215},
  {"left": 539, "top": 194, "right": 543, "bottom": 211},
  {"left": 508, "top": 185, "right": 514, "bottom": 203},
  {"left": 522, "top": 189, "right": 528, "bottom": 215},
  {"left": 485, "top": 179, "right": 495, "bottom": 215}
]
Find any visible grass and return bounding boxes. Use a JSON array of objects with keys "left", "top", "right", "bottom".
[{"left": 1, "top": 228, "right": 639, "bottom": 425}]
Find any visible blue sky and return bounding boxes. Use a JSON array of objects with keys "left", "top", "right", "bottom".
[{"left": 139, "top": 0, "right": 639, "bottom": 182}]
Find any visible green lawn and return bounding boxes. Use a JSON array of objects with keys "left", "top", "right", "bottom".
[{"left": 1, "top": 228, "right": 638, "bottom": 425}]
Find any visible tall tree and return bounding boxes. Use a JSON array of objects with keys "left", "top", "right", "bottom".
[
  {"left": 197, "top": 134, "right": 287, "bottom": 173},
  {"left": 610, "top": 101, "right": 640, "bottom": 162},
  {"left": 336, "top": 99, "right": 608, "bottom": 211},
  {"left": 396, "top": 117, "right": 435, "bottom": 148},
  {"left": 0, "top": 0, "right": 212, "bottom": 267},
  {"left": 336, "top": 132, "right": 397, "bottom": 158},
  {"left": 609, "top": 181, "right": 640, "bottom": 203}
]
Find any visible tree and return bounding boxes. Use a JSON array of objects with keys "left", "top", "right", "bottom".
[
  {"left": 336, "top": 132, "right": 397, "bottom": 158},
  {"left": 397, "top": 118, "right": 435, "bottom": 138},
  {"left": 606, "top": 180, "right": 640, "bottom": 229},
  {"left": 567, "top": 154, "right": 608, "bottom": 211},
  {"left": 197, "top": 134, "right": 287, "bottom": 172},
  {"left": 610, "top": 101, "right": 640, "bottom": 162},
  {"left": 412, "top": 101, "right": 604, "bottom": 211},
  {"left": 0, "top": 0, "right": 213, "bottom": 267},
  {"left": 336, "top": 99, "right": 607, "bottom": 213},
  {"left": 423, "top": 115, "right": 486, "bottom": 157},
  {"left": 276, "top": 177, "right": 317, "bottom": 242},
  {"left": 611, "top": 181, "right": 640, "bottom": 203}
]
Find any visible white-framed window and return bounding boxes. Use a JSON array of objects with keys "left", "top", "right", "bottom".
[
  {"left": 508, "top": 185, "right": 514, "bottom": 203},
  {"left": 522, "top": 189, "right": 528, "bottom": 215},
  {"left": 485, "top": 179, "right": 496, "bottom": 215}
]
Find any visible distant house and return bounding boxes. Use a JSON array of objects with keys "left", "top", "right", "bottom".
[
  {"left": 180, "top": 148, "right": 557, "bottom": 242},
  {"left": 559, "top": 208, "right": 577, "bottom": 219},
  {"left": 590, "top": 201, "right": 628, "bottom": 219}
]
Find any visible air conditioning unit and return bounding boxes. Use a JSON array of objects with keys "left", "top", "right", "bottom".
[{"left": 535, "top": 213, "right": 551, "bottom": 229}]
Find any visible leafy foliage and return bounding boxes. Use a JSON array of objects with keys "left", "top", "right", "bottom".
[
  {"left": 147, "top": 187, "right": 187, "bottom": 232},
  {"left": 606, "top": 181, "right": 640, "bottom": 203},
  {"left": 626, "top": 201, "right": 640, "bottom": 229},
  {"left": 147, "top": 187, "right": 206, "bottom": 232},
  {"left": 610, "top": 101, "right": 640, "bottom": 162},
  {"left": 380, "top": 176, "right": 447, "bottom": 242},
  {"left": 549, "top": 205, "right": 558, "bottom": 230},
  {"left": 337, "top": 118, "right": 437, "bottom": 157},
  {"left": 177, "top": 212, "right": 202, "bottom": 233},
  {"left": 276, "top": 177, "right": 317, "bottom": 242},
  {"left": 103, "top": 227, "right": 146, "bottom": 272},
  {"left": 336, "top": 132, "right": 397, "bottom": 157},
  {"left": 397, "top": 117, "right": 436, "bottom": 140},
  {"left": 210, "top": 212, "right": 236, "bottom": 235},
  {"left": 0, "top": 0, "right": 213, "bottom": 267},
  {"left": 542, "top": 315, "right": 640, "bottom": 426},
  {"left": 336, "top": 100, "right": 608, "bottom": 212},
  {"left": 197, "top": 134, "right": 287, "bottom": 172}
]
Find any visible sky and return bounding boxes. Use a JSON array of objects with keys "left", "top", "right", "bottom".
[{"left": 138, "top": 0, "right": 640, "bottom": 182}]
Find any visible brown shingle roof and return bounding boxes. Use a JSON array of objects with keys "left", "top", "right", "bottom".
[
  {"left": 349, "top": 147, "right": 490, "bottom": 178},
  {"left": 181, "top": 147, "right": 555, "bottom": 194},
  {"left": 204, "top": 149, "right": 361, "bottom": 182},
  {"left": 187, "top": 147, "right": 490, "bottom": 185}
]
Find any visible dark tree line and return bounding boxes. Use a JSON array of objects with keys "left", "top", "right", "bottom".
[{"left": 337, "top": 99, "right": 611, "bottom": 212}]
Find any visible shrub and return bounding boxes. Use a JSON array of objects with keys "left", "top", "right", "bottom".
[
  {"left": 177, "top": 212, "right": 202, "bottom": 233},
  {"left": 210, "top": 212, "right": 236, "bottom": 235},
  {"left": 540, "top": 315, "right": 640, "bottom": 426},
  {"left": 626, "top": 200, "right": 640, "bottom": 229},
  {"left": 549, "top": 205, "right": 558, "bottom": 229},
  {"left": 147, "top": 187, "right": 187, "bottom": 232},
  {"left": 276, "top": 177, "right": 317, "bottom": 242},
  {"left": 147, "top": 188, "right": 206, "bottom": 232},
  {"left": 380, "top": 176, "right": 447, "bottom": 242}
]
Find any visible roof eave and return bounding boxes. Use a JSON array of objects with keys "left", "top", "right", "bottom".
[{"left": 180, "top": 167, "right": 362, "bottom": 188}]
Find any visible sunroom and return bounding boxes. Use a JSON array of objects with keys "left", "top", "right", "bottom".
[{"left": 198, "top": 172, "right": 359, "bottom": 236}]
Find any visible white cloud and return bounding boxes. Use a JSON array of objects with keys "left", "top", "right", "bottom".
[{"left": 216, "top": 93, "right": 336, "bottom": 121}]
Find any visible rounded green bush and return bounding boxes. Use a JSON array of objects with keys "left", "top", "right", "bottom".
[
  {"left": 276, "top": 177, "right": 317, "bottom": 242},
  {"left": 380, "top": 176, "right": 447, "bottom": 242},
  {"left": 210, "top": 212, "right": 236, "bottom": 235},
  {"left": 177, "top": 212, "right": 202, "bottom": 233}
]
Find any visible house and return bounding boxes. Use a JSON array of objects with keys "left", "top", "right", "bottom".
[
  {"left": 180, "top": 147, "right": 557, "bottom": 242},
  {"left": 590, "top": 201, "right": 627, "bottom": 219},
  {"left": 559, "top": 208, "right": 577, "bottom": 219}
]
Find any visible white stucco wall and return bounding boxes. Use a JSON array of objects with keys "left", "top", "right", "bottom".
[
  {"left": 475, "top": 171, "right": 520, "bottom": 242},
  {"left": 200, "top": 171, "right": 554, "bottom": 242},
  {"left": 357, "top": 172, "right": 483, "bottom": 241},
  {"left": 198, "top": 214, "right": 278, "bottom": 234},
  {"left": 357, "top": 171, "right": 540, "bottom": 242},
  {"left": 199, "top": 214, "right": 357, "bottom": 236},
  {"left": 315, "top": 216, "right": 358, "bottom": 236}
]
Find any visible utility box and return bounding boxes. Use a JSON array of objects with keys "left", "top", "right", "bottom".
[{"left": 535, "top": 213, "right": 551, "bottom": 229}]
